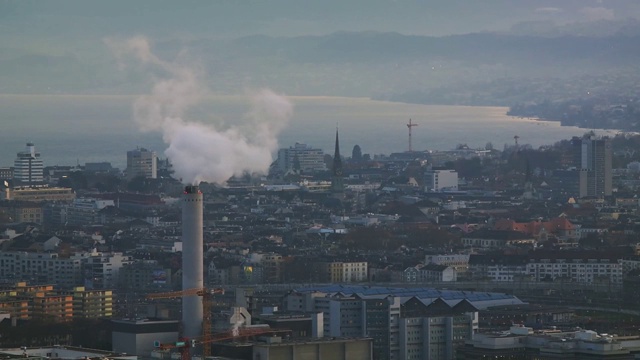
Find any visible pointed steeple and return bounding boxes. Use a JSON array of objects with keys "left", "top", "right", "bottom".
[
  {"left": 331, "top": 127, "right": 344, "bottom": 198},
  {"left": 333, "top": 128, "right": 342, "bottom": 176}
]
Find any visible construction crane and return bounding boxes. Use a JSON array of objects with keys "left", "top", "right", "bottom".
[
  {"left": 154, "top": 327, "right": 291, "bottom": 360},
  {"left": 406, "top": 118, "right": 418, "bottom": 152},
  {"left": 146, "top": 287, "right": 224, "bottom": 358}
]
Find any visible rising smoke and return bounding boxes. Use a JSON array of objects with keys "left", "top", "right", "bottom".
[{"left": 105, "top": 36, "right": 293, "bottom": 185}]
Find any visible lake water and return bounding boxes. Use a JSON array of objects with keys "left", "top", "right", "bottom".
[{"left": 0, "top": 94, "right": 614, "bottom": 170}]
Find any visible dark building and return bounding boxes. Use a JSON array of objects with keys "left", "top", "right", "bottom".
[
  {"left": 579, "top": 136, "right": 612, "bottom": 198},
  {"left": 331, "top": 128, "right": 345, "bottom": 199}
]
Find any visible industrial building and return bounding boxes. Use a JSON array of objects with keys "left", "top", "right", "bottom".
[
  {"left": 457, "top": 325, "right": 640, "bottom": 359},
  {"left": 111, "top": 318, "right": 179, "bottom": 356},
  {"left": 286, "top": 285, "right": 523, "bottom": 360},
  {"left": 0, "top": 346, "right": 136, "bottom": 360},
  {"left": 214, "top": 336, "right": 373, "bottom": 360}
]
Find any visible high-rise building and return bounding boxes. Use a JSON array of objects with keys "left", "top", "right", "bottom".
[
  {"left": 126, "top": 147, "right": 157, "bottom": 180},
  {"left": 277, "top": 143, "right": 326, "bottom": 174},
  {"left": 579, "top": 136, "right": 612, "bottom": 198},
  {"left": 13, "top": 143, "right": 44, "bottom": 186}
]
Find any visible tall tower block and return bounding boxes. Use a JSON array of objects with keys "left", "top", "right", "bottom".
[{"left": 182, "top": 185, "right": 204, "bottom": 339}]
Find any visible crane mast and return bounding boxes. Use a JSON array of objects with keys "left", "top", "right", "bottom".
[{"left": 407, "top": 118, "right": 418, "bottom": 152}]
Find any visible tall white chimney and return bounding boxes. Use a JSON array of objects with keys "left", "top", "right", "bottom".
[{"left": 182, "top": 185, "right": 204, "bottom": 339}]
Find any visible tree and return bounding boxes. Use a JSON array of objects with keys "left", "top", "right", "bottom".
[{"left": 57, "top": 171, "right": 88, "bottom": 190}]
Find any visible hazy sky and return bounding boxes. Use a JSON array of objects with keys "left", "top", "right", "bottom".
[{"left": 2, "top": 0, "right": 640, "bottom": 40}]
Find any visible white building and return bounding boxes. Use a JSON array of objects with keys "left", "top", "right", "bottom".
[
  {"left": 126, "top": 147, "right": 157, "bottom": 179},
  {"left": 82, "top": 252, "right": 133, "bottom": 289},
  {"left": 326, "top": 262, "right": 368, "bottom": 283},
  {"left": 13, "top": 142, "right": 44, "bottom": 186},
  {"left": 424, "top": 169, "right": 458, "bottom": 192},
  {"left": 66, "top": 198, "right": 115, "bottom": 225},
  {"left": 277, "top": 143, "right": 326, "bottom": 174},
  {"left": 527, "top": 256, "right": 622, "bottom": 284}
]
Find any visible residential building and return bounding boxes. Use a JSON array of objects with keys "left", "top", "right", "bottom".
[
  {"left": 0, "top": 251, "right": 132, "bottom": 290},
  {"left": 1, "top": 201, "right": 44, "bottom": 224},
  {"left": 326, "top": 262, "right": 368, "bottom": 283},
  {"left": 30, "top": 292, "right": 74, "bottom": 321},
  {"left": 468, "top": 254, "right": 529, "bottom": 282},
  {"left": 424, "top": 169, "right": 458, "bottom": 192},
  {"left": 404, "top": 264, "right": 457, "bottom": 283},
  {"left": 0, "top": 252, "right": 83, "bottom": 288},
  {"left": 66, "top": 198, "right": 115, "bottom": 225},
  {"left": 126, "top": 147, "right": 157, "bottom": 179},
  {"left": 425, "top": 254, "right": 470, "bottom": 274},
  {"left": 494, "top": 217, "right": 577, "bottom": 242},
  {"left": 527, "top": 250, "right": 623, "bottom": 285},
  {"left": 82, "top": 252, "right": 133, "bottom": 289},
  {"left": 0, "top": 282, "right": 73, "bottom": 321},
  {"left": 64, "top": 286, "right": 113, "bottom": 319},
  {"left": 0, "top": 167, "right": 13, "bottom": 181},
  {"left": 462, "top": 230, "right": 536, "bottom": 249},
  {"left": 119, "top": 260, "right": 173, "bottom": 291}
]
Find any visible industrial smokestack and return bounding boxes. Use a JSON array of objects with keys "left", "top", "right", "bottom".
[{"left": 182, "top": 185, "right": 204, "bottom": 339}]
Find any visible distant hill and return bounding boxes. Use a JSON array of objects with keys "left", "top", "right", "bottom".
[{"left": 2, "top": 31, "right": 640, "bottom": 107}]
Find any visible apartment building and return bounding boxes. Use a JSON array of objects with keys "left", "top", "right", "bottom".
[
  {"left": 326, "top": 261, "right": 368, "bottom": 283},
  {"left": 0, "top": 251, "right": 131, "bottom": 289}
]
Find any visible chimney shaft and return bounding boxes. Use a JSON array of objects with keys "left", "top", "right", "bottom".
[{"left": 182, "top": 185, "right": 203, "bottom": 339}]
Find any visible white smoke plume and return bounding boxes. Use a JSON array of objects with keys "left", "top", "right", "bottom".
[
  {"left": 105, "top": 36, "right": 293, "bottom": 185},
  {"left": 231, "top": 317, "right": 245, "bottom": 337}
]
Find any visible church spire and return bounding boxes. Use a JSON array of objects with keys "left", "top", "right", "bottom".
[
  {"left": 331, "top": 127, "right": 344, "bottom": 198},
  {"left": 333, "top": 127, "right": 342, "bottom": 176}
]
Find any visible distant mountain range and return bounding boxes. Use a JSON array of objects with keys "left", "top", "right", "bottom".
[{"left": 2, "top": 29, "right": 640, "bottom": 108}]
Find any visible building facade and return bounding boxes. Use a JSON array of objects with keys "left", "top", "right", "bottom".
[
  {"left": 126, "top": 147, "right": 157, "bottom": 179},
  {"left": 579, "top": 136, "right": 612, "bottom": 198},
  {"left": 277, "top": 143, "right": 327, "bottom": 174},
  {"left": 285, "top": 286, "right": 495, "bottom": 360},
  {"left": 424, "top": 169, "right": 458, "bottom": 192},
  {"left": 13, "top": 143, "right": 44, "bottom": 186}
]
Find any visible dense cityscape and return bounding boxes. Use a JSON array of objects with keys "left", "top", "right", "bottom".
[
  {"left": 6, "top": 1, "right": 640, "bottom": 360},
  {"left": 2, "top": 128, "right": 640, "bottom": 359}
]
